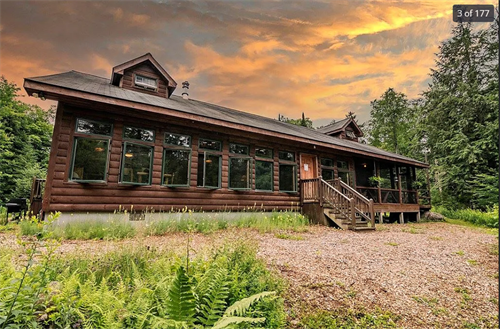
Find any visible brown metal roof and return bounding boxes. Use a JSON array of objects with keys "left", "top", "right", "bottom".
[{"left": 24, "top": 71, "right": 428, "bottom": 167}]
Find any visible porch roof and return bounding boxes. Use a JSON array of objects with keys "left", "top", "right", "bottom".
[{"left": 24, "top": 71, "right": 428, "bottom": 167}]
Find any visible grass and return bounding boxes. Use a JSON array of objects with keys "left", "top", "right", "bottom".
[
  {"left": 0, "top": 239, "right": 286, "bottom": 328},
  {"left": 429, "top": 236, "right": 443, "bottom": 241},
  {"left": 487, "top": 243, "right": 498, "bottom": 255},
  {"left": 385, "top": 242, "right": 399, "bottom": 246},
  {"left": 454, "top": 250, "right": 465, "bottom": 256},
  {"left": 297, "top": 307, "right": 401, "bottom": 329},
  {"left": 16, "top": 211, "right": 310, "bottom": 241},
  {"left": 274, "top": 233, "right": 304, "bottom": 240},
  {"left": 467, "top": 259, "right": 478, "bottom": 266},
  {"left": 434, "top": 205, "right": 499, "bottom": 228}
]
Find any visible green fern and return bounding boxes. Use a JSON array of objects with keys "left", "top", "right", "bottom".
[
  {"left": 166, "top": 266, "right": 195, "bottom": 323},
  {"left": 223, "top": 291, "right": 275, "bottom": 317},
  {"left": 212, "top": 316, "right": 266, "bottom": 329},
  {"left": 196, "top": 268, "right": 230, "bottom": 327},
  {"left": 211, "top": 291, "right": 276, "bottom": 329}
]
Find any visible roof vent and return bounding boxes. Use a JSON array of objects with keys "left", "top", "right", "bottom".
[{"left": 182, "top": 81, "right": 189, "bottom": 100}]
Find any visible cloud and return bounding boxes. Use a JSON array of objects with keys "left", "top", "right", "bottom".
[{"left": 1, "top": 0, "right": 490, "bottom": 125}]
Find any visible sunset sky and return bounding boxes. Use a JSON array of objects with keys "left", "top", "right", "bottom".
[{"left": 0, "top": 0, "right": 494, "bottom": 127}]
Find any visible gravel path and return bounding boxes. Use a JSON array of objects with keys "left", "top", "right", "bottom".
[{"left": 1, "top": 222, "right": 498, "bottom": 328}]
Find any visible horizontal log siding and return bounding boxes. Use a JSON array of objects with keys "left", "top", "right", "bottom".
[{"left": 45, "top": 103, "right": 305, "bottom": 213}]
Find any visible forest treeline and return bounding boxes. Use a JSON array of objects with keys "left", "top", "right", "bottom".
[{"left": 367, "top": 21, "right": 498, "bottom": 210}]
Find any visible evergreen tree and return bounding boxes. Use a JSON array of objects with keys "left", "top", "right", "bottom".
[
  {"left": 421, "top": 21, "right": 499, "bottom": 208},
  {"left": 367, "top": 88, "right": 413, "bottom": 155}
]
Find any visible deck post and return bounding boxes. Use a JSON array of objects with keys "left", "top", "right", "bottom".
[
  {"left": 369, "top": 199, "right": 375, "bottom": 228},
  {"left": 350, "top": 198, "right": 356, "bottom": 228},
  {"left": 416, "top": 211, "right": 421, "bottom": 222},
  {"left": 399, "top": 212, "right": 404, "bottom": 224},
  {"left": 318, "top": 177, "right": 323, "bottom": 206},
  {"left": 379, "top": 212, "right": 384, "bottom": 224}
]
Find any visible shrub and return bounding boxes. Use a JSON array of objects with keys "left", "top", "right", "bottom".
[
  {"left": 0, "top": 240, "right": 286, "bottom": 328},
  {"left": 434, "top": 205, "right": 499, "bottom": 228}
]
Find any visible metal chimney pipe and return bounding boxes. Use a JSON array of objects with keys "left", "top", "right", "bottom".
[{"left": 182, "top": 81, "right": 189, "bottom": 100}]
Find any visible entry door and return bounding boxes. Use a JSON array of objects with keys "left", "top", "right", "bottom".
[{"left": 300, "top": 154, "right": 318, "bottom": 180}]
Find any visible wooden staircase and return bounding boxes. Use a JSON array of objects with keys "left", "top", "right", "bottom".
[{"left": 301, "top": 177, "right": 376, "bottom": 231}]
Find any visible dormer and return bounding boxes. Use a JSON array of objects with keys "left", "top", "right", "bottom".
[
  {"left": 110, "top": 53, "right": 177, "bottom": 98},
  {"left": 316, "top": 117, "right": 363, "bottom": 142}
]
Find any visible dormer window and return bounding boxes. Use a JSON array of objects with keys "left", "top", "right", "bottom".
[
  {"left": 134, "top": 74, "right": 157, "bottom": 90},
  {"left": 346, "top": 130, "right": 356, "bottom": 139}
]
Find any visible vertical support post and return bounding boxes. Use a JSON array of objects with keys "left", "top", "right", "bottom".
[
  {"left": 370, "top": 199, "right": 375, "bottom": 228},
  {"left": 399, "top": 212, "right": 404, "bottom": 224},
  {"left": 376, "top": 163, "right": 382, "bottom": 204},
  {"left": 350, "top": 198, "right": 356, "bottom": 228},
  {"left": 379, "top": 212, "right": 384, "bottom": 224},
  {"left": 397, "top": 166, "right": 403, "bottom": 204},
  {"left": 416, "top": 211, "right": 421, "bottom": 222},
  {"left": 318, "top": 178, "right": 323, "bottom": 206}
]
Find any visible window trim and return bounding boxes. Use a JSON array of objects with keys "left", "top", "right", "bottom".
[
  {"left": 229, "top": 156, "right": 253, "bottom": 191},
  {"left": 122, "top": 125, "right": 155, "bottom": 143},
  {"left": 278, "top": 163, "right": 298, "bottom": 193},
  {"left": 199, "top": 138, "right": 222, "bottom": 152},
  {"left": 69, "top": 136, "right": 111, "bottom": 183},
  {"left": 161, "top": 149, "right": 192, "bottom": 188},
  {"left": 74, "top": 118, "right": 113, "bottom": 137},
  {"left": 198, "top": 151, "right": 222, "bottom": 189},
  {"left": 255, "top": 159, "right": 274, "bottom": 192},
  {"left": 119, "top": 141, "right": 154, "bottom": 186}
]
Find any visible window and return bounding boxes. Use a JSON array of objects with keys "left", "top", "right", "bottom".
[
  {"left": 70, "top": 118, "right": 112, "bottom": 182},
  {"left": 199, "top": 138, "right": 222, "bottom": 151},
  {"left": 165, "top": 133, "right": 191, "bottom": 148},
  {"left": 255, "top": 147, "right": 273, "bottom": 159},
  {"left": 337, "top": 159, "right": 354, "bottom": 187},
  {"left": 229, "top": 157, "right": 251, "bottom": 189},
  {"left": 135, "top": 74, "right": 157, "bottom": 90},
  {"left": 75, "top": 118, "right": 112, "bottom": 136},
  {"left": 123, "top": 126, "right": 155, "bottom": 142},
  {"left": 197, "top": 153, "right": 221, "bottom": 188},
  {"left": 279, "top": 151, "right": 295, "bottom": 162},
  {"left": 255, "top": 161, "right": 273, "bottom": 191},
  {"left": 197, "top": 138, "right": 222, "bottom": 188},
  {"left": 279, "top": 164, "right": 296, "bottom": 192},
  {"left": 228, "top": 143, "right": 251, "bottom": 189},
  {"left": 121, "top": 142, "right": 153, "bottom": 185},
  {"left": 346, "top": 130, "right": 356, "bottom": 139},
  {"left": 320, "top": 157, "right": 335, "bottom": 181},
  {"left": 163, "top": 133, "right": 191, "bottom": 187},
  {"left": 279, "top": 150, "right": 297, "bottom": 192}
]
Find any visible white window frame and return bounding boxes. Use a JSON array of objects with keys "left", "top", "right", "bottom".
[{"left": 134, "top": 74, "right": 158, "bottom": 90}]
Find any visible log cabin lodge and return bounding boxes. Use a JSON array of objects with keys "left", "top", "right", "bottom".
[{"left": 24, "top": 53, "right": 430, "bottom": 230}]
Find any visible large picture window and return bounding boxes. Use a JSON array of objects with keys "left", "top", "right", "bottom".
[
  {"left": 163, "top": 132, "right": 191, "bottom": 187},
  {"left": 121, "top": 142, "right": 153, "bottom": 185},
  {"left": 70, "top": 138, "right": 110, "bottom": 182},
  {"left": 70, "top": 118, "right": 113, "bottom": 183},
  {"left": 120, "top": 125, "right": 155, "bottom": 185},
  {"left": 197, "top": 152, "right": 221, "bottom": 188},
  {"left": 279, "top": 150, "right": 297, "bottom": 192},
  {"left": 255, "top": 160, "right": 273, "bottom": 191},
  {"left": 229, "top": 143, "right": 251, "bottom": 190}
]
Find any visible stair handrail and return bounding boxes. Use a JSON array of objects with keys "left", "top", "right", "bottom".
[
  {"left": 336, "top": 179, "right": 371, "bottom": 204},
  {"left": 335, "top": 179, "right": 375, "bottom": 227},
  {"left": 320, "top": 179, "right": 353, "bottom": 223}
]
